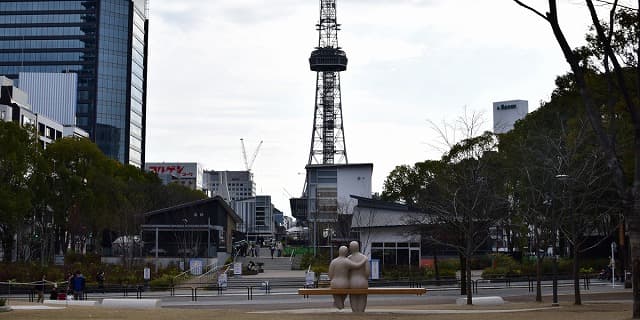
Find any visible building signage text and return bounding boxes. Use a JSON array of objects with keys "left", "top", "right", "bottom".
[
  {"left": 147, "top": 165, "right": 194, "bottom": 177},
  {"left": 497, "top": 104, "right": 517, "bottom": 111}
]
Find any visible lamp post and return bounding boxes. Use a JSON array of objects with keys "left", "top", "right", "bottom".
[
  {"left": 182, "top": 218, "right": 188, "bottom": 271},
  {"left": 552, "top": 174, "right": 569, "bottom": 307},
  {"left": 611, "top": 242, "right": 617, "bottom": 288},
  {"left": 323, "top": 228, "right": 334, "bottom": 260},
  {"left": 543, "top": 195, "right": 559, "bottom": 307}
]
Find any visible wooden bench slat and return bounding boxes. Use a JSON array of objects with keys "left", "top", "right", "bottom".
[{"left": 298, "top": 288, "right": 426, "bottom": 295}]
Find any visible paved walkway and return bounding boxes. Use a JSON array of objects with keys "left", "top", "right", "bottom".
[{"left": 251, "top": 307, "right": 554, "bottom": 314}]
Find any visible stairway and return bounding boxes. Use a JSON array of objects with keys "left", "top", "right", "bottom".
[{"left": 235, "top": 247, "right": 292, "bottom": 271}]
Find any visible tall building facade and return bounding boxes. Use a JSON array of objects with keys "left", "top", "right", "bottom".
[
  {"left": 0, "top": 0, "right": 149, "bottom": 167},
  {"left": 233, "top": 195, "right": 275, "bottom": 242},
  {"left": 203, "top": 170, "right": 255, "bottom": 203}
]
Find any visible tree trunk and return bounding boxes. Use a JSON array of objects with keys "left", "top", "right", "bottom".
[
  {"left": 629, "top": 215, "right": 640, "bottom": 318},
  {"left": 466, "top": 235, "right": 473, "bottom": 305},
  {"left": 536, "top": 250, "right": 543, "bottom": 302},
  {"left": 434, "top": 249, "right": 440, "bottom": 282},
  {"left": 460, "top": 254, "right": 467, "bottom": 295},
  {"left": 466, "top": 256, "right": 473, "bottom": 305},
  {"left": 573, "top": 243, "right": 582, "bottom": 305}
]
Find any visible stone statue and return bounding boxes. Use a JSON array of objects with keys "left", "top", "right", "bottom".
[
  {"left": 347, "top": 241, "right": 370, "bottom": 313},
  {"left": 328, "top": 245, "right": 366, "bottom": 309}
]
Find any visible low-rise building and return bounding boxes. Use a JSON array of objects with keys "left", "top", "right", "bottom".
[
  {"left": 350, "top": 195, "right": 424, "bottom": 269},
  {"left": 138, "top": 196, "right": 242, "bottom": 269}
]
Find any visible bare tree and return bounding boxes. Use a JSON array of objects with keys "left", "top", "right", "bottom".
[
  {"left": 427, "top": 106, "right": 487, "bottom": 154},
  {"left": 512, "top": 1, "right": 640, "bottom": 315},
  {"left": 415, "top": 132, "right": 509, "bottom": 304}
]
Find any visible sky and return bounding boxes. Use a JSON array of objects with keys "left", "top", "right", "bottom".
[{"left": 144, "top": 0, "right": 624, "bottom": 217}]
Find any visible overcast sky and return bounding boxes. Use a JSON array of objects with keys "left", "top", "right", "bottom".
[{"left": 145, "top": 0, "right": 623, "bottom": 217}]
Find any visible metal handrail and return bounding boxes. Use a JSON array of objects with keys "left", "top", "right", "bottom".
[
  {"left": 197, "top": 263, "right": 233, "bottom": 282},
  {"left": 173, "top": 269, "right": 192, "bottom": 282}
]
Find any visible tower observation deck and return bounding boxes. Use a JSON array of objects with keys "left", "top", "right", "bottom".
[{"left": 308, "top": 0, "right": 348, "bottom": 165}]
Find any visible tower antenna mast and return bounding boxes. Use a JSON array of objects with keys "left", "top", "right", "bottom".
[{"left": 307, "top": 0, "right": 348, "bottom": 165}]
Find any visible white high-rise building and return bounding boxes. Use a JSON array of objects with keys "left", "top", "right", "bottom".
[
  {"left": 203, "top": 170, "right": 255, "bottom": 203},
  {"left": 493, "top": 100, "right": 528, "bottom": 134}
]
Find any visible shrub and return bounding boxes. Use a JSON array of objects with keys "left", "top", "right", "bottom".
[
  {"left": 149, "top": 274, "right": 174, "bottom": 289},
  {"left": 381, "top": 266, "right": 424, "bottom": 280},
  {"left": 481, "top": 254, "right": 522, "bottom": 278},
  {"left": 437, "top": 259, "right": 460, "bottom": 277},
  {"left": 0, "top": 298, "right": 6, "bottom": 306},
  {"left": 298, "top": 251, "right": 331, "bottom": 275},
  {"left": 469, "top": 255, "right": 493, "bottom": 269}
]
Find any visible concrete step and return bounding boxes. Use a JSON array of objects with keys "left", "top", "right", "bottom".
[{"left": 236, "top": 256, "right": 292, "bottom": 271}]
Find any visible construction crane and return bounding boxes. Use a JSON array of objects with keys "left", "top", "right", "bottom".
[{"left": 240, "top": 138, "right": 263, "bottom": 171}]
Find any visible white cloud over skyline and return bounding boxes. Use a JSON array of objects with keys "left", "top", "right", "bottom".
[{"left": 145, "top": 0, "right": 616, "bottom": 216}]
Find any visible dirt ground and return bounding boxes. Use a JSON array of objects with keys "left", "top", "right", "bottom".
[{"left": 0, "top": 301, "right": 633, "bottom": 320}]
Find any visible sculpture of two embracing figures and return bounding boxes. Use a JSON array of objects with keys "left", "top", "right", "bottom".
[{"left": 328, "top": 241, "right": 370, "bottom": 312}]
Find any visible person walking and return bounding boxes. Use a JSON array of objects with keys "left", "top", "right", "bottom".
[
  {"left": 270, "top": 245, "right": 275, "bottom": 259},
  {"left": 72, "top": 271, "right": 86, "bottom": 300},
  {"left": 96, "top": 271, "right": 105, "bottom": 293},
  {"left": 35, "top": 274, "right": 46, "bottom": 303}
]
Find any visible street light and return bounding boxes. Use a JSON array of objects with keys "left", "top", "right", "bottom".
[
  {"left": 611, "top": 242, "right": 617, "bottom": 288},
  {"left": 323, "top": 228, "right": 334, "bottom": 261},
  {"left": 552, "top": 174, "right": 570, "bottom": 307},
  {"left": 182, "top": 218, "right": 188, "bottom": 271},
  {"left": 542, "top": 193, "right": 555, "bottom": 305}
]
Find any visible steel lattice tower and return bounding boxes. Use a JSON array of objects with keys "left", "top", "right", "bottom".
[{"left": 307, "top": 0, "right": 348, "bottom": 165}]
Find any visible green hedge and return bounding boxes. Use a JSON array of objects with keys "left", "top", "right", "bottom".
[
  {"left": 481, "top": 254, "right": 610, "bottom": 278},
  {"left": 0, "top": 255, "right": 181, "bottom": 285}
]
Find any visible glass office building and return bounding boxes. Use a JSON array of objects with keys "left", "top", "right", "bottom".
[{"left": 0, "top": 0, "right": 149, "bottom": 167}]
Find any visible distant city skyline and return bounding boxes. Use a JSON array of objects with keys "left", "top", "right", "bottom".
[{"left": 145, "top": 1, "right": 618, "bottom": 216}]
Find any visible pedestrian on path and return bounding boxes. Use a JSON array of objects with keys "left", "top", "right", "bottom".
[
  {"left": 72, "top": 270, "right": 86, "bottom": 300},
  {"left": 35, "top": 274, "right": 46, "bottom": 303}
]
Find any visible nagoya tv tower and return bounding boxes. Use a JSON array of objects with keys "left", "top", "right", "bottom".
[{"left": 307, "top": 0, "right": 348, "bottom": 165}]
